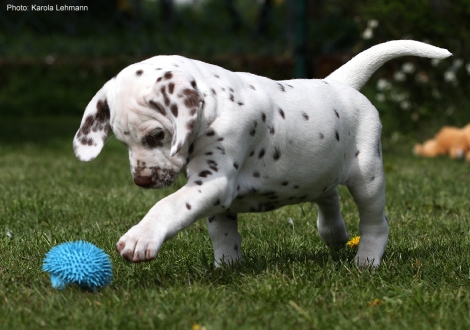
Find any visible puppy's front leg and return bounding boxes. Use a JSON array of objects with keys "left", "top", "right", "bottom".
[{"left": 116, "top": 179, "right": 235, "bottom": 262}]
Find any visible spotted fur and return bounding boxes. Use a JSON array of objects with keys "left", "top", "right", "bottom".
[{"left": 73, "top": 41, "right": 451, "bottom": 270}]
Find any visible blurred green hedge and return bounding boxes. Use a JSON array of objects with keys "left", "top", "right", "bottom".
[{"left": 1, "top": 0, "right": 469, "bottom": 137}]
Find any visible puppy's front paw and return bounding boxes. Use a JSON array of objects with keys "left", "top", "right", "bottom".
[{"left": 116, "top": 223, "right": 164, "bottom": 263}]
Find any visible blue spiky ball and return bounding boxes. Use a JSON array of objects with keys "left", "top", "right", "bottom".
[{"left": 42, "top": 241, "right": 113, "bottom": 290}]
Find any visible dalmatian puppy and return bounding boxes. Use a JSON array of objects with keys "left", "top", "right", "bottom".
[{"left": 74, "top": 40, "right": 451, "bottom": 267}]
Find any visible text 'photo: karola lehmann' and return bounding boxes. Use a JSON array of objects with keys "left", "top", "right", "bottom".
[{"left": 6, "top": 4, "right": 89, "bottom": 12}]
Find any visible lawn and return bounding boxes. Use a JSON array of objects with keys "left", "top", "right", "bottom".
[{"left": 1, "top": 116, "right": 470, "bottom": 329}]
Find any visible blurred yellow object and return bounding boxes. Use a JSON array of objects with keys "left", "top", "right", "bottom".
[{"left": 346, "top": 236, "right": 360, "bottom": 248}]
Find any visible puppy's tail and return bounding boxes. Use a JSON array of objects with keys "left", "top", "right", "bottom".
[{"left": 324, "top": 40, "right": 452, "bottom": 90}]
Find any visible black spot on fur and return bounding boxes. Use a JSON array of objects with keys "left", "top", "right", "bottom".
[
  {"left": 211, "top": 88, "right": 217, "bottom": 95},
  {"left": 195, "top": 180, "right": 203, "bottom": 185},
  {"left": 279, "top": 108, "right": 285, "bottom": 119},
  {"left": 250, "top": 128, "right": 256, "bottom": 136},
  {"left": 258, "top": 148, "right": 265, "bottom": 159},
  {"left": 273, "top": 148, "right": 281, "bottom": 160},
  {"left": 186, "top": 203, "right": 191, "bottom": 210},
  {"left": 205, "top": 152, "right": 213, "bottom": 156},
  {"left": 293, "top": 185, "right": 299, "bottom": 189},
  {"left": 335, "top": 131, "right": 340, "bottom": 141},
  {"left": 208, "top": 216, "right": 215, "bottom": 223},
  {"left": 250, "top": 85, "right": 256, "bottom": 90},
  {"left": 249, "top": 150, "right": 255, "bottom": 157},
  {"left": 207, "top": 160, "right": 218, "bottom": 172},
  {"left": 320, "top": 133, "right": 324, "bottom": 140},
  {"left": 136, "top": 70, "right": 143, "bottom": 76},
  {"left": 261, "top": 113, "right": 266, "bottom": 122},
  {"left": 238, "top": 102, "right": 244, "bottom": 106},
  {"left": 164, "top": 71, "right": 173, "bottom": 80},
  {"left": 301, "top": 112, "right": 309, "bottom": 120},
  {"left": 233, "top": 162, "right": 239, "bottom": 169},
  {"left": 334, "top": 109, "right": 340, "bottom": 119},
  {"left": 191, "top": 80, "right": 197, "bottom": 88},
  {"left": 199, "top": 170, "right": 212, "bottom": 177},
  {"left": 216, "top": 146, "right": 225, "bottom": 154},
  {"left": 206, "top": 129, "right": 215, "bottom": 136},
  {"left": 281, "top": 181, "right": 288, "bottom": 186},
  {"left": 253, "top": 170, "right": 260, "bottom": 178},
  {"left": 269, "top": 127, "right": 275, "bottom": 135},
  {"left": 229, "top": 94, "right": 234, "bottom": 102},
  {"left": 214, "top": 199, "right": 220, "bottom": 206},
  {"left": 277, "top": 83, "right": 285, "bottom": 92},
  {"left": 355, "top": 150, "right": 360, "bottom": 157}
]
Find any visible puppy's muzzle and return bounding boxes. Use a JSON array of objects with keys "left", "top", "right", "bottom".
[
  {"left": 133, "top": 175, "right": 154, "bottom": 188},
  {"left": 132, "top": 167, "right": 178, "bottom": 189}
]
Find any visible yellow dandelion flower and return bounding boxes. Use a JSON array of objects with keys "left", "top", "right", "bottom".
[
  {"left": 369, "top": 298, "right": 381, "bottom": 307},
  {"left": 346, "top": 236, "right": 360, "bottom": 248},
  {"left": 192, "top": 325, "right": 202, "bottom": 330}
]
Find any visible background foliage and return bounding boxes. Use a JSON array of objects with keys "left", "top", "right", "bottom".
[{"left": 1, "top": 0, "right": 469, "bottom": 138}]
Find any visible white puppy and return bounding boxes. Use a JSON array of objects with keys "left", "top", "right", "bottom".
[{"left": 73, "top": 40, "right": 451, "bottom": 267}]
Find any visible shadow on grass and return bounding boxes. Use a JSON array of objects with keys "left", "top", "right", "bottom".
[{"left": 118, "top": 245, "right": 359, "bottom": 289}]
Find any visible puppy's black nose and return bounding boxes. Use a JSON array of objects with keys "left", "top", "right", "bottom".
[{"left": 133, "top": 175, "right": 154, "bottom": 188}]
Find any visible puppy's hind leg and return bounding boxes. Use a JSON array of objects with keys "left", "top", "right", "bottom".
[
  {"left": 347, "top": 155, "right": 388, "bottom": 268},
  {"left": 206, "top": 212, "right": 242, "bottom": 267},
  {"left": 316, "top": 187, "right": 349, "bottom": 248}
]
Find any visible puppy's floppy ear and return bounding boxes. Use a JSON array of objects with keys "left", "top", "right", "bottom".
[
  {"left": 150, "top": 71, "right": 203, "bottom": 157},
  {"left": 73, "top": 81, "right": 112, "bottom": 161}
]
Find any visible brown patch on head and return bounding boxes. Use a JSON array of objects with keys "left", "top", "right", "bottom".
[
  {"left": 164, "top": 71, "right": 173, "bottom": 80},
  {"left": 170, "top": 104, "right": 178, "bottom": 117},
  {"left": 168, "top": 83, "right": 175, "bottom": 94},
  {"left": 161, "top": 86, "right": 170, "bottom": 106},
  {"left": 183, "top": 88, "right": 201, "bottom": 108},
  {"left": 187, "top": 120, "right": 196, "bottom": 131},
  {"left": 149, "top": 100, "right": 166, "bottom": 116}
]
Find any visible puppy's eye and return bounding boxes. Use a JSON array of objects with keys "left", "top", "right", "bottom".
[
  {"left": 151, "top": 131, "right": 165, "bottom": 140},
  {"left": 142, "top": 130, "right": 165, "bottom": 148}
]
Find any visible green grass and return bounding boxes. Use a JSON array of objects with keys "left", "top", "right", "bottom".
[{"left": 1, "top": 117, "right": 470, "bottom": 329}]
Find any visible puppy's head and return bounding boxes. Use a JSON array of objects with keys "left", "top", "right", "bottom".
[{"left": 73, "top": 67, "right": 203, "bottom": 188}]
